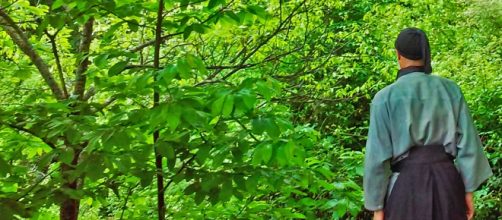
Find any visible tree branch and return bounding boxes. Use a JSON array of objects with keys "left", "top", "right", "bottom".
[
  {"left": 46, "top": 30, "right": 69, "bottom": 98},
  {"left": 1, "top": 122, "right": 57, "bottom": 149},
  {"left": 119, "top": 182, "right": 140, "bottom": 220},
  {"left": 83, "top": 86, "right": 95, "bottom": 101},
  {"left": 220, "top": 1, "right": 306, "bottom": 81},
  {"left": 73, "top": 17, "right": 95, "bottom": 100},
  {"left": 130, "top": 32, "right": 183, "bottom": 53},
  {"left": 234, "top": 118, "right": 260, "bottom": 142},
  {"left": 16, "top": 166, "right": 58, "bottom": 202},
  {"left": 0, "top": 9, "right": 64, "bottom": 100},
  {"left": 130, "top": 0, "right": 234, "bottom": 53}
]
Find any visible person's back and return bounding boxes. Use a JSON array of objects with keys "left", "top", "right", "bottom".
[
  {"left": 377, "top": 72, "right": 463, "bottom": 159},
  {"left": 363, "top": 28, "right": 492, "bottom": 220}
]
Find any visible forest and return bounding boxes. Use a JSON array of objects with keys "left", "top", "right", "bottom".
[{"left": 0, "top": 0, "right": 500, "bottom": 219}]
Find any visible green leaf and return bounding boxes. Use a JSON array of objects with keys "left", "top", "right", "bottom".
[
  {"left": 247, "top": 5, "right": 268, "bottom": 19},
  {"left": 225, "top": 11, "right": 241, "bottom": 24},
  {"left": 52, "top": 0, "right": 65, "bottom": 9},
  {"left": 128, "top": 22, "right": 139, "bottom": 32},
  {"left": 108, "top": 61, "right": 128, "bottom": 76},
  {"left": 252, "top": 117, "right": 267, "bottom": 135},
  {"left": 183, "top": 25, "right": 193, "bottom": 40},
  {"left": 283, "top": 141, "right": 296, "bottom": 163},
  {"left": 194, "top": 191, "right": 206, "bottom": 205},
  {"left": 1, "top": 182, "right": 18, "bottom": 193},
  {"left": 93, "top": 54, "right": 109, "bottom": 68},
  {"left": 0, "top": 157, "right": 10, "bottom": 177},
  {"left": 275, "top": 144, "right": 288, "bottom": 166},
  {"left": 103, "top": 22, "right": 124, "bottom": 41},
  {"left": 209, "top": 116, "right": 220, "bottom": 125},
  {"left": 167, "top": 104, "right": 182, "bottom": 131},
  {"left": 291, "top": 213, "right": 306, "bottom": 219},
  {"left": 177, "top": 59, "right": 191, "bottom": 79},
  {"left": 256, "top": 81, "right": 274, "bottom": 101},
  {"left": 192, "top": 24, "right": 207, "bottom": 34},
  {"left": 265, "top": 118, "right": 281, "bottom": 139},
  {"left": 244, "top": 175, "right": 259, "bottom": 193},
  {"left": 156, "top": 141, "right": 175, "bottom": 159},
  {"left": 48, "top": 14, "right": 65, "bottom": 29},
  {"left": 136, "top": 169, "right": 153, "bottom": 187},
  {"left": 222, "top": 95, "right": 234, "bottom": 117},
  {"left": 184, "top": 182, "right": 199, "bottom": 195},
  {"left": 252, "top": 143, "right": 273, "bottom": 166},
  {"left": 186, "top": 54, "right": 207, "bottom": 75},
  {"left": 275, "top": 118, "right": 293, "bottom": 132},
  {"left": 60, "top": 148, "right": 74, "bottom": 165},
  {"left": 251, "top": 149, "right": 261, "bottom": 166},
  {"left": 14, "top": 67, "right": 32, "bottom": 80},
  {"left": 239, "top": 89, "right": 256, "bottom": 109},
  {"left": 37, "top": 152, "right": 55, "bottom": 169},
  {"left": 211, "top": 95, "right": 226, "bottom": 116},
  {"left": 219, "top": 179, "right": 232, "bottom": 202},
  {"left": 196, "top": 147, "right": 211, "bottom": 165},
  {"left": 207, "top": 0, "right": 223, "bottom": 9},
  {"left": 85, "top": 156, "right": 104, "bottom": 181}
]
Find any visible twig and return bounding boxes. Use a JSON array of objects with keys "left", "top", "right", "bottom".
[
  {"left": 162, "top": 154, "right": 196, "bottom": 193},
  {"left": 234, "top": 118, "right": 260, "bottom": 142},
  {"left": 162, "top": 133, "right": 210, "bottom": 193},
  {"left": 235, "top": 196, "right": 255, "bottom": 218},
  {"left": 119, "top": 182, "right": 140, "bottom": 220},
  {"left": 16, "top": 166, "right": 58, "bottom": 201}
]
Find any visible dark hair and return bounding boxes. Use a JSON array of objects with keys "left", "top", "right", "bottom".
[{"left": 395, "top": 28, "right": 432, "bottom": 74}]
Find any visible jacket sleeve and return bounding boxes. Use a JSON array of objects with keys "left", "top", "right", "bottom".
[
  {"left": 364, "top": 99, "right": 393, "bottom": 211},
  {"left": 455, "top": 91, "right": 492, "bottom": 192}
]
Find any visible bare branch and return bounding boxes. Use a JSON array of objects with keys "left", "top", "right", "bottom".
[
  {"left": 0, "top": 9, "right": 64, "bottom": 100},
  {"left": 73, "top": 17, "right": 95, "bottom": 100}
]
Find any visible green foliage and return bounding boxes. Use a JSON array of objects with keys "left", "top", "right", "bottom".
[{"left": 0, "top": 0, "right": 500, "bottom": 219}]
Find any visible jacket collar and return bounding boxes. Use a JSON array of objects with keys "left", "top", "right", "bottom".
[{"left": 397, "top": 66, "right": 426, "bottom": 79}]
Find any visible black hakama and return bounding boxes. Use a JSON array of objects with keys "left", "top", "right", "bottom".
[{"left": 384, "top": 145, "right": 467, "bottom": 220}]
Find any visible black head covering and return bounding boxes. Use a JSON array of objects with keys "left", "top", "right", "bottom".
[{"left": 395, "top": 27, "right": 432, "bottom": 74}]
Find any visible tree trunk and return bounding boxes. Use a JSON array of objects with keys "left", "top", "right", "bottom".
[
  {"left": 153, "top": 1, "right": 166, "bottom": 220},
  {"left": 60, "top": 149, "right": 82, "bottom": 220}
]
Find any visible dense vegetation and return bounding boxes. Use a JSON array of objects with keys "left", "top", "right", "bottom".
[{"left": 0, "top": 0, "right": 500, "bottom": 219}]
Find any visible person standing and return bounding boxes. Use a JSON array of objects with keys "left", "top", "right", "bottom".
[{"left": 363, "top": 27, "right": 492, "bottom": 220}]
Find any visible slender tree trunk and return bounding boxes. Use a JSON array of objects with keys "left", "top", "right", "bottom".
[
  {"left": 60, "top": 148, "right": 82, "bottom": 220},
  {"left": 153, "top": 0, "right": 165, "bottom": 219}
]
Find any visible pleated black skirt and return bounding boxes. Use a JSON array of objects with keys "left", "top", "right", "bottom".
[{"left": 384, "top": 146, "right": 467, "bottom": 220}]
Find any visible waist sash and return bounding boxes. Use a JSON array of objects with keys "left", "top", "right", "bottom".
[{"left": 391, "top": 144, "right": 454, "bottom": 173}]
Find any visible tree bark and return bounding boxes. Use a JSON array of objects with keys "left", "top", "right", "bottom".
[{"left": 60, "top": 148, "right": 82, "bottom": 220}]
